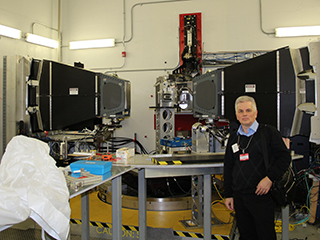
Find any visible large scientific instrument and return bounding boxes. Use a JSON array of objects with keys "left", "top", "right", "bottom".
[
  {"left": 2, "top": 56, "right": 131, "bottom": 157},
  {"left": 155, "top": 45, "right": 315, "bottom": 154},
  {"left": 153, "top": 12, "right": 318, "bottom": 228}
]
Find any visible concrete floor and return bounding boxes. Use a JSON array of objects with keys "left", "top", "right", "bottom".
[
  {"left": 281, "top": 223, "right": 320, "bottom": 240},
  {"left": 232, "top": 218, "right": 320, "bottom": 240},
  {"left": 0, "top": 218, "right": 319, "bottom": 240},
  {"left": 1, "top": 222, "right": 319, "bottom": 240},
  {"left": 0, "top": 190, "right": 319, "bottom": 240}
]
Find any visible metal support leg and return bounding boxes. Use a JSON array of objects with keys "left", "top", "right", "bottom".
[
  {"left": 282, "top": 206, "right": 289, "bottom": 240},
  {"left": 81, "top": 193, "right": 90, "bottom": 240},
  {"left": 112, "top": 175, "right": 122, "bottom": 240},
  {"left": 203, "top": 174, "right": 212, "bottom": 240},
  {"left": 138, "top": 169, "right": 147, "bottom": 240},
  {"left": 191, "top": 175, "right": 204, "bottom": 226}
]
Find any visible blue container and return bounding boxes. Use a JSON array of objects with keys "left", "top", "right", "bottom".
[
  {"left": 70, "top": 160, "right": 112, "bottom": 175},
  {"left": 160, "top": 138, "right": 192, "bottom": 147}
]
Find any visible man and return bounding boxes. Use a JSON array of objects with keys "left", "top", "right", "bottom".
[{"left": 223, "top": 95, "right": 291, "bottom": 240}]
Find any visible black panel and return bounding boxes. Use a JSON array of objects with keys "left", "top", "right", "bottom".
[
  {"left": 99, "top": 73, "right": 130, "bottom": 118},
  {"left": 51, "top": 61, "right": 96, "bottom": 96},
  {"left": 39, "top": 60, "right": 50, "bottom": 95},
  {"left": 299, "top": 47, "right": 312, "bottom": 72},
  {"left": 28, "top": 60, "right": 131, "bottom": 132},
  {"left": 30, "top": 113, "right": 40, "bottom": 132},
  {"left": 299, "top": 79, "right": 315, "bottom": 136},
  {"left": 306, "top": 78, "right": 315, "bottom": 103},
  {"left": 40, "top": 97, "right": 50, "bottom": 130},
  {"left": 28, "top": 59, "right": 42, "bottom": 107},
  {"left": 291, "top": 135, "right": 311, "bottom": 171},
  {"left": 38, "top": 60, "right": 99, "bottom": 131},
  {"left": 279, "top": 48, "right": 296, "bottom": 137},
  {"left": 193, "top": 70, "right": 221, "bottom": 118},
  {"left": 196, "top": 80, "right": 216, "bottom": 109},
  {"left": 299, "top": 49, "right": 314, "bottom": 136},
  {"left": 29, "top": 59, "right": 42, "bottom": 80},
  {"left": 28, "top": 86, "right": 37, "bottom": 106},
  {"left": 28, "top": 59, "right": 44, "bottom": 132},
  {"left": 103, "top": 82, "right": 122, "bottom": 109},
  {"left": 223, "top": 50, "right": 278, "bottom": 128},
  {"left": 222, "top": 47, "right": 296, "bottom": 136}
]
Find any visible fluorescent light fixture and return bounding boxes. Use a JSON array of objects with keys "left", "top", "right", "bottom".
[
  {"left": 275, "top": 25, "right": 320, "bottom": 37},
  {"left": 0, "top": 24, "right": 21, "bottom": 39},
  {"left": 69, "top": 39, "right": 115, "bottom": 49},
  {"left": 25, "top": 33, "right": 59, "bottom": 48}
]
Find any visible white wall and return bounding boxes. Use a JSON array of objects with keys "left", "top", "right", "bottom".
[
  {"left": 1, "top": 0, "right": 320, "bottom": 153},
  {"left": 0, "top": 0, "right": 60, "bottom": 154},
  {"left": 0, "top": 0, "right": 59, "bottom": 59}
]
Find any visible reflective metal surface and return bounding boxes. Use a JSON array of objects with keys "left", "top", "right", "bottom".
[
  {"left": 68, "top": 165, "right": 134, "bottom": 199},
  {"left": 127, "top": 154, "right": 224, "bottom": 178},
  {"left": 98, "top": 190, "right": 192, "bottom": 211}
]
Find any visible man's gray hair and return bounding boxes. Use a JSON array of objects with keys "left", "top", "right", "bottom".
[{"left": 235, "top": 95, "right": 257, "bottom": 112}]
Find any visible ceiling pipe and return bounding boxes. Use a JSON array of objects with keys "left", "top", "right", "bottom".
[{"left": 58, "top": 0, "right": 62, "bottom": 62}]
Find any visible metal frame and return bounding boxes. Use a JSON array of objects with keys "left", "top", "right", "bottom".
[
  {"left": 70, "top": 165, "right": 134, "bottom": 240},
  {"left": 138, "top": 170, "right": 216, "bottom": 240},
  {"left": 2, "top": 56, "right": 31, "bottom": 156},
  {"left": 191, "top": 175, "right": 204, "bottom": 226},
  {"left": 155, "top": 108, "right": 175, "bottom": 153},
  {"left": 134, "top": 156, "right": 225, "bottom": 240}
]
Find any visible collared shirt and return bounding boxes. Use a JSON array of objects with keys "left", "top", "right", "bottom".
[{"left": 237, "top": 120, "right": 259, "bottom": 137}]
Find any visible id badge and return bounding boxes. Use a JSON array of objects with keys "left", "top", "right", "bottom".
[
  {"left": 239, "top": 153, "right": 249, "bottom": 161},
  {"left": 232, "top": 143, "right": 239, "bottom": 153}
]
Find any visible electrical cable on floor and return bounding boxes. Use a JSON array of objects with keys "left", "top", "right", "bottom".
[
  {"left": 273, "top": 144, "right": 320, "bottom": 233},
  {"left": 166, "top": 177, "right": 174, "bottom": 197},
  {"left": 213, "top": 181, "right": 224, "bottom": 200},
  {"left": 274, "top": 220, "right": 296, "bottom": 233},
  {"left": 173, "top": 178, "right": 191, "bottom": 196},
  {"left": 164, "top": 177, "right": 191, "bottom": 198},
  {"left": 210, "top": 181, "right": 235, "bottom": 224}
]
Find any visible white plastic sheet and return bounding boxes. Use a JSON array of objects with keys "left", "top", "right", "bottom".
[{"left": 0, "top": 135, "right": 71, "bottom": 240}]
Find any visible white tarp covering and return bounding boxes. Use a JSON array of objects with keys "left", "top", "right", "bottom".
[{"left": 0, "top": 135, "right": 71, "bottom": 240}]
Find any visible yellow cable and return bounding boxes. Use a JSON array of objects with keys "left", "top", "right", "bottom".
[
  {"left": 292, "top": 205, "right": 311, "bottom": 226},
  {"left": 211, "top": 199, "right": 224, "bottom": 205},
  {"left": 211, "top": 176, "right": 307, "bottom": 232},
  {"left": 274, "top": 220, "right": 295, "bottom": 233},
  {"left": 275, "top": 205, "right": 311, "bottom": 233},
  {"left": 213, "top": 181, "right": 224, "bottom": 200}
]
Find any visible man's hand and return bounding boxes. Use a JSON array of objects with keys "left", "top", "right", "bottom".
[
  {"left": 255, "top": 176, "right": 272, "bottom": 195},
  {"left": 225, "top": 197, "right": 234, "bottom": 211}
]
